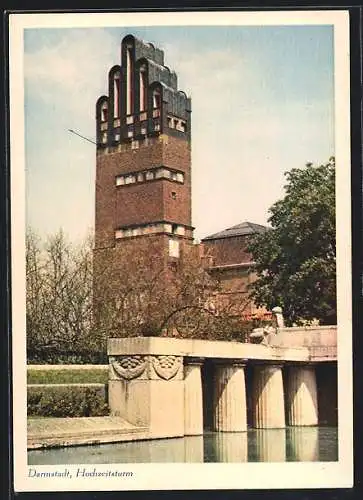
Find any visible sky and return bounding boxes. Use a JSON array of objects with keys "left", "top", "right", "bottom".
[{"left": 24, "top": 23, "right": 335, "bottom": 242}]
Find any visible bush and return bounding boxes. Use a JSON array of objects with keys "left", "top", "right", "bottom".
[
  {"left": 27, "top": 348, "right": 107, "bottom": 365},
  {"left": 27, "top": 384, "right": 109, "bottom": 417},
  {"left": 27, "top": 368, "right": 108, "bottom": 385}
]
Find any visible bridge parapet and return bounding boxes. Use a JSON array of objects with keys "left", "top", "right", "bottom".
[{"left": 269, "top": 325, "right": 337, "bottom": 348}]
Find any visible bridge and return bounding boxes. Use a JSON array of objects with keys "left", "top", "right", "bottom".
[{"left": 108, "top": 325, "right": 337, "bottom": 439}]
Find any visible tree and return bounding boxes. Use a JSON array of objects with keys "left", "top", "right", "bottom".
[
  {"left": 247, "top": 157, "right": 336, "bottom": 326},
  {"left": 93, "top": 239, "right": 252, "bottom": 341},
  {"left": 26, "top": 229, "right": 96, "bottom": 360},
  {"left": 27, "top": 230, "right": 254, "bottom": 362}
]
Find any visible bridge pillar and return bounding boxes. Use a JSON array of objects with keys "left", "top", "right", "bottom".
[
  {"left": 184, "top": 357, "right": 204, "bottom": 436},
  {"left": 213, "top": 361, "right": 247, "bottom": 432},
  {"left": 286, "top": 365, "right": 318, "bottom": 426},
  {"left": 252, "top": 363, "right": 285, "bottom": 429}
]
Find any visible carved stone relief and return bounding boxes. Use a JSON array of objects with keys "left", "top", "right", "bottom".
[
  {"left": 151, "top": 355, "right": 182, "bottom": 380},
  {"left": 110, "top": 355, "right": 147, "bottom": 380}
]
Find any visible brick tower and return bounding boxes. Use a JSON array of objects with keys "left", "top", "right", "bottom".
[{"left": 94, "top": 34, "right": 193, "bottom": 281}]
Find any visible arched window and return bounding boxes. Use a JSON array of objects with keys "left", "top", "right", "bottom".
[
  {"left": 113, "top": 72, "right": 120, "bottom": 118},
  {"left": 101, "top": 101, "right": 108, "bottom": 122},
  {"left": 126, "top": 46, "right": 133, "bottom": 115},
  {"left": 139, "top": 65, "right": 147, "bottom": 112},
  {"left": 153, "top": 89, "right": 161, "bottom": 109}
]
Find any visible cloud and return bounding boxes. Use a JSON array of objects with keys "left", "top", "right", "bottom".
[
  {"left": 24, "top": 29, "right": 118, "bottom": 121},
  {"left": 23, "top": 28, "right": 334, "bottom": 242}
]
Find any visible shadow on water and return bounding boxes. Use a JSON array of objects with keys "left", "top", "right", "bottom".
[{"left": 28, "top": 426, "right": 338, "bottom": 465}]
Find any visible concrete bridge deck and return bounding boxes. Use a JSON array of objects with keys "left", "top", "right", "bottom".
[{"left": 108, "top": 326, "right": 337, "bottom": 362}]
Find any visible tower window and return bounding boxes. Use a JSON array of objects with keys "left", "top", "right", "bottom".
[
  {"left": 153, "top": 91, "right": 161, "bottom": 109},
  {"left": 116, "top": 167, "right": 184, "bottom": 186},
  {"left": 126, "top": 46, "right": 133, "bottom": 115},
  {"left": 171, "top": 191, "right": 177, "bottom": 200},
  {"left": 113, "top": 72, "right": 120, "bottom": 118},
  {"left": 101, "top": 102, "right": 108, "bottom": 122},
  {"left": 139, "top": 66, "right": 147, "bottom": 112},
  {"left": 176, "top": 120, "right": 186, "bottom": 132},
  {"left": 115, "top": 223, "right": 184, "bottom": 241},
  {"left": 155, "top": 168, "right": 170, "bottom": 179},
  {"left": 169, "top": 239, "right": 180, "bottom": 258},
  {"left": 125, "top": 175, "right": 136, "bottom": 184}
]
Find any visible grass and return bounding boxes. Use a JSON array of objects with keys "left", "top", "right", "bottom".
[{"left": 27, "top": 368, "right": 108, "bottom": 385}]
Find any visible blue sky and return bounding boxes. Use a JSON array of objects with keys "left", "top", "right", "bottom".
[{"left": 24, "top": 24, "right": 334, "bottom": 242}]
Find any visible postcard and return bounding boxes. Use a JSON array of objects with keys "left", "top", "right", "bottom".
[{"left": 9, "top": 9, "right": 353, "bottom": 492}]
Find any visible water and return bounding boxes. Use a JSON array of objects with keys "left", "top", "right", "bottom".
[{"left": 28, "top": 426, "right": 338, "bottom": 464}]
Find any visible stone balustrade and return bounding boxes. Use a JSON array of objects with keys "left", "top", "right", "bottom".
[{"left": 107, "top": 327, "right": 337, "bottom": 439}]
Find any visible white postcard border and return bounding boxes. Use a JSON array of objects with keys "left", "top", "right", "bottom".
[{"left": 10, "top": 9, "right": 353, "bottom": 492}]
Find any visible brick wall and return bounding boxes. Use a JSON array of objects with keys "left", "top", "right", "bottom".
[
  {"left": 202, "top": 235, "right": 253, "bottom": 266},
  {"left": 95, "top": 135, "right": 191, "bottom": 249}
]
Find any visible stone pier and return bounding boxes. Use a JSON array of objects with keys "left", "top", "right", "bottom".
[
  {"left": 108, "top": 353, "right": 184, "bottom": 438},
  {"left": 286, "top": 365, "right": 318, "bottom": 426},
  {"left": 214, "top": 362, "right": 247, "bottom": 432},
  {"left": 252, "top": 363, "right": 285, "bottom": 429},
  {"left": 184, "top": 358, "right": 204, "bottom": 436}
]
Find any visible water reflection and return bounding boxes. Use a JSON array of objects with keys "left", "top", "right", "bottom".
[
  {"left": 249, "top": 429, "right": 286, "bottom": 462},
  {"left": 28, "top": 427, "right": 338, "bottom": 465},
  {"left": 184, "top": 435, "right": 204, "bottom": 462},
  {"left": 209, "top": 432, "right": 248, "bottom": 462},
  {"left": 286, "top": 426, "right": 319, "bottom": 461}
]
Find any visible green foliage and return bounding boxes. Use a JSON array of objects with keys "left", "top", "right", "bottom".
[
  {"left": 27, "top": 368, "right": 108, "bottom": 385},
  {"left": 27, "top": 384, "right": 109, "bottom": 417},
  {"left": 27, "top": 348, "right": 108, "bottom": 365},
  {"left": 248, "top": 158, "right": 336, "bottom": 326}
]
